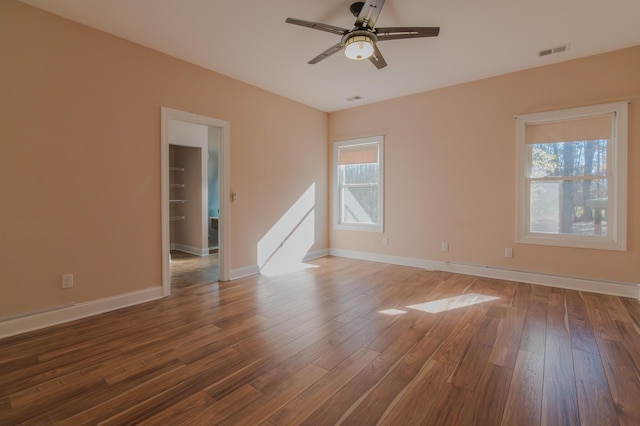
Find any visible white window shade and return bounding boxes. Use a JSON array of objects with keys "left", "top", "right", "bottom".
[
  {"left": 338, "top": 143, "right": 379, "bottom": 165},
  {"left": 525, "top": 113, "right": 614, "bottom": 144}
]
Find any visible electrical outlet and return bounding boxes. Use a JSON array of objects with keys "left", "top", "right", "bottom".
[
  {"left": 441, "top": 242, "right": 449, "bottom": 252},
  {"left": 382, "top": 236, "right": 389, "bottom": 246},
  {"left": 505, "top": 248, "right": 513, "bottom": 258},
  {"left": 61, "top": 274, "right": 74, "bottom": 289}
]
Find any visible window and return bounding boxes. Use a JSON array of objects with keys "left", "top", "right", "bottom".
[
  {"left": 333, "top": 136, "right": 384, "bottom": 232},
  {"left": 516, "top": 101, "right": 628, "bottom": 250}
]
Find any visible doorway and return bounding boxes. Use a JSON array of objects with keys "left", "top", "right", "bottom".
[{"left": 161, "top": 107, "right": 230, "bottom": 296}]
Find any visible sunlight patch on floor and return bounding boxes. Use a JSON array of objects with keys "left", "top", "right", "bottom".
[
  {"left": 406, "top": 293, "right": 499, "bottom": 314},
  {"left": 378, "top": 309, "right": 408, "bottom": 316}
]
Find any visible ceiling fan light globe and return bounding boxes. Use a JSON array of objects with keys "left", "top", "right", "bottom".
[{"left": 344, "top": 35, "right": 374, "bottom": 60}]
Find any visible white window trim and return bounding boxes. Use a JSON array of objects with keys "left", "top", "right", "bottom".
[
  {"left": 333, "top": 136, "right": 384, "bottom": 232},
  {"left": 515, "top": 101, "right": 628, "bottom": 251}
]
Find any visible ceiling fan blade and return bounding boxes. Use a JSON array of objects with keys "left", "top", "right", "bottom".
[
  {"left": 308, "top": 41, "right": 345, "bottom": 64},
  {"left": 369, "top": 44, "right": 387, "bottom": 69},
  {"left": 285, "top": 18, "right": 349, "bottom": 36},
  {"left": 375, "top": 27, "right": 440, "bottom": 41},
  {"left": 355, "top": 0, "right": 386, "bottom": 30}
]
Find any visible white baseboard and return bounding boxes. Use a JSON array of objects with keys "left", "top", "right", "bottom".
[
  {"left": 229, "top": 249, "right": 331, "bottom": 280},
  {"left": 329, "top": 248, "right": 640, "bottom": 299},
  {"left": 329, "top": 248, "right": 442, "bottom": 270},
  {"left": 0, "top": 287, "right": 163, "bottom": 339},
  {"left": 171, "top": 243, "right": 209, "bottom": 256},
  {"left": 304, "top": 248, "right": 330, "bottom": 261},
  {"left": 230, "top": 264, "right": 260, "bottom": 280}
]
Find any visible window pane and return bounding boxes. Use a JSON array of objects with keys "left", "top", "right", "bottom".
[
  {"left": 342, "top": 163, "right": 379, "bottom": 185},
  {"left": 530, "top": 178, "right": 608, "bottom": 236},
  {"left": 530, "top": 140, "right": 608, "bottom": 178},
  {"left": 342, "top": 185, "right": 378, "bottom": 224}
]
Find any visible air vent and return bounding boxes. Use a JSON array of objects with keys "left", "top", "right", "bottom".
[
  {"left": 346, "top": 95, "right": 362, "bottom": 102},
  {"left": 539, "top": 44, "right": 571, "bottom": 57}
]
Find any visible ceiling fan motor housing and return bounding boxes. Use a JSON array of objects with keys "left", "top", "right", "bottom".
[
  {"left": 343, "top": 30, "right": 378, "bottom": 46},
  {"left": 343, "top": 30, "right": 377, "bottom": 60},
  {"left": 350, "top": 2, "right": 365, "bottom": 18}
]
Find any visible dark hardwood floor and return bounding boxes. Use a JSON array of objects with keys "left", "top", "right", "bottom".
[
  {"left": 170, "top": 250, "right": 219, "bottom": 290},
  {"left": 1, "top": 256, "right": 639, "bottom": 425}
]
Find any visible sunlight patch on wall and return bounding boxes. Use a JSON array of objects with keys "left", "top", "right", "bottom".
[
  {"left": 406, "top": 293, "right": 499, "bottom": 314},
  {"left": 258, "top": 184, "right": 317, "bottom": 276}
]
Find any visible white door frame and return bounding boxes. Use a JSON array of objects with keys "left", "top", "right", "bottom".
[{"left": 161, "top": 107, "right": 230, "bottom": 296}]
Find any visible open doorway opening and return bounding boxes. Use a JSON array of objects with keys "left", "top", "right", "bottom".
[
  {"left": 161, "top": 108, "right": 230, "bottom": 296},
  {"left": 169, "top": 140, "right": 218, "bottom": 289}
]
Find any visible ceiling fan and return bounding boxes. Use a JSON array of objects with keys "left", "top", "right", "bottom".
[{"left": 285, "top": 0, "right": 440, "bottom": 69}]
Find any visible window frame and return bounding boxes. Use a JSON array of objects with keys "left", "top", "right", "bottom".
[
  {"left": 515, "top": 101, "right": 628, "bottom": 251},
  {"left": 332, "top": 136, "right": 384, "bottom": 233}
]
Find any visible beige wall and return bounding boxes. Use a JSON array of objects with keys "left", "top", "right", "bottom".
[
  {"left": 329, "top": 46, "right": 640, "bottom": 284},
  {"left": 0, "top": 1, "right": 329, "bottom": 317}
]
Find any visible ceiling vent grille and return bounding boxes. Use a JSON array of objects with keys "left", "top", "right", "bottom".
[
  {"left": 539, "top": 44, "right": 571, "bottom": 57},
  {"left": 346, "top": 95, "right": 363, "bottom": 102}
]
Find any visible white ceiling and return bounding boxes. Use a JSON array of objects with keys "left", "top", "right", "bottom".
[{"left": 19, "top": 0, "right": 640, "bottom": 112}]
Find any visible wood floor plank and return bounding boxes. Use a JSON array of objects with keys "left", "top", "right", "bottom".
[
  {"left": 519, "top": 301, "right": 547, "bottom": 355},
  {"left": 134, "top": 391, "right": 217, "bottom": 426},
  {"left": 311, "top": 315, "right": 396, "bottom": 370},
  {"left": 449, "top": 315, "right": 500, "bottom": 391},
  {"left": 489, "top": 307, "right": 527, "bottom": 368},
  {"left": 603, "top": 295, "right": 635, "bottom": 324},
  {"left": 542, "top": 333, "right": 580, "bottom": 426},
  {"left": 202, "top": 313, "right": 359, "bottom": 401},
  {"left": 511, "top": 282, "right": 532, "bottom": 309},
  {"left": 364, "top": 312, "right": 421, "bottom": 352},
  {"left": 0, "top": 348, "right": 122, "bottom": 398},
  {"left": 218, "top": 363, "right": 327, "bottom": 426},
  {"left": 615, "top": 320, "right": 640, "bottom": 371},
  {"left": 573, "top": 348, "right": 619, "bottom": 426},
  {"left": 2, "top": 374, "right": 109, "bottom": 424},
  {"left": 420, "top": 383, "right": 474, "bottom": 425},
  {"left": 54, "top": 347, "right": 240, "bottom": 425},
  {"left": 501, "top": 350, "right": 543, "bottom": 426},
  {"left": 584, "top": 293, "right": 623, "bottom": 341},
  {"left": 248, "top": 317, "right": 370, "bottom": 394},
  {"left": 266, "top": 347, "right": 378, "bottom": 425},
  {"left": 187, "top": 384, "right": 263, "bottom": 425},
  {"left": 459, "top": 362, "right": 512, "bottom": 425},
  {"left": 546, "top": 293, "right": 570, "bottom": 338},
  {"left": 340, "top": 335, "right": 442, "bottom": 423},
  {"left": 597, "top": 337, "right": 640, "bottom": 425},
  {"left": 432, "top": 306, "right": 488, "bottom": 365},
  {"left": 0, "top": 257, "right": 637, "bottom": 425},
  {"left": 566, "top": 291, "right": 600, "bottom": 354},
  {"left": 299, "top": 337, "right": 416, "bottom": 426},
  {"left": 620, "top": 298, "right": 640, "bottom": 326},
  {"left": 378, "top": 360, "right": 454, "bottom": 425}
]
